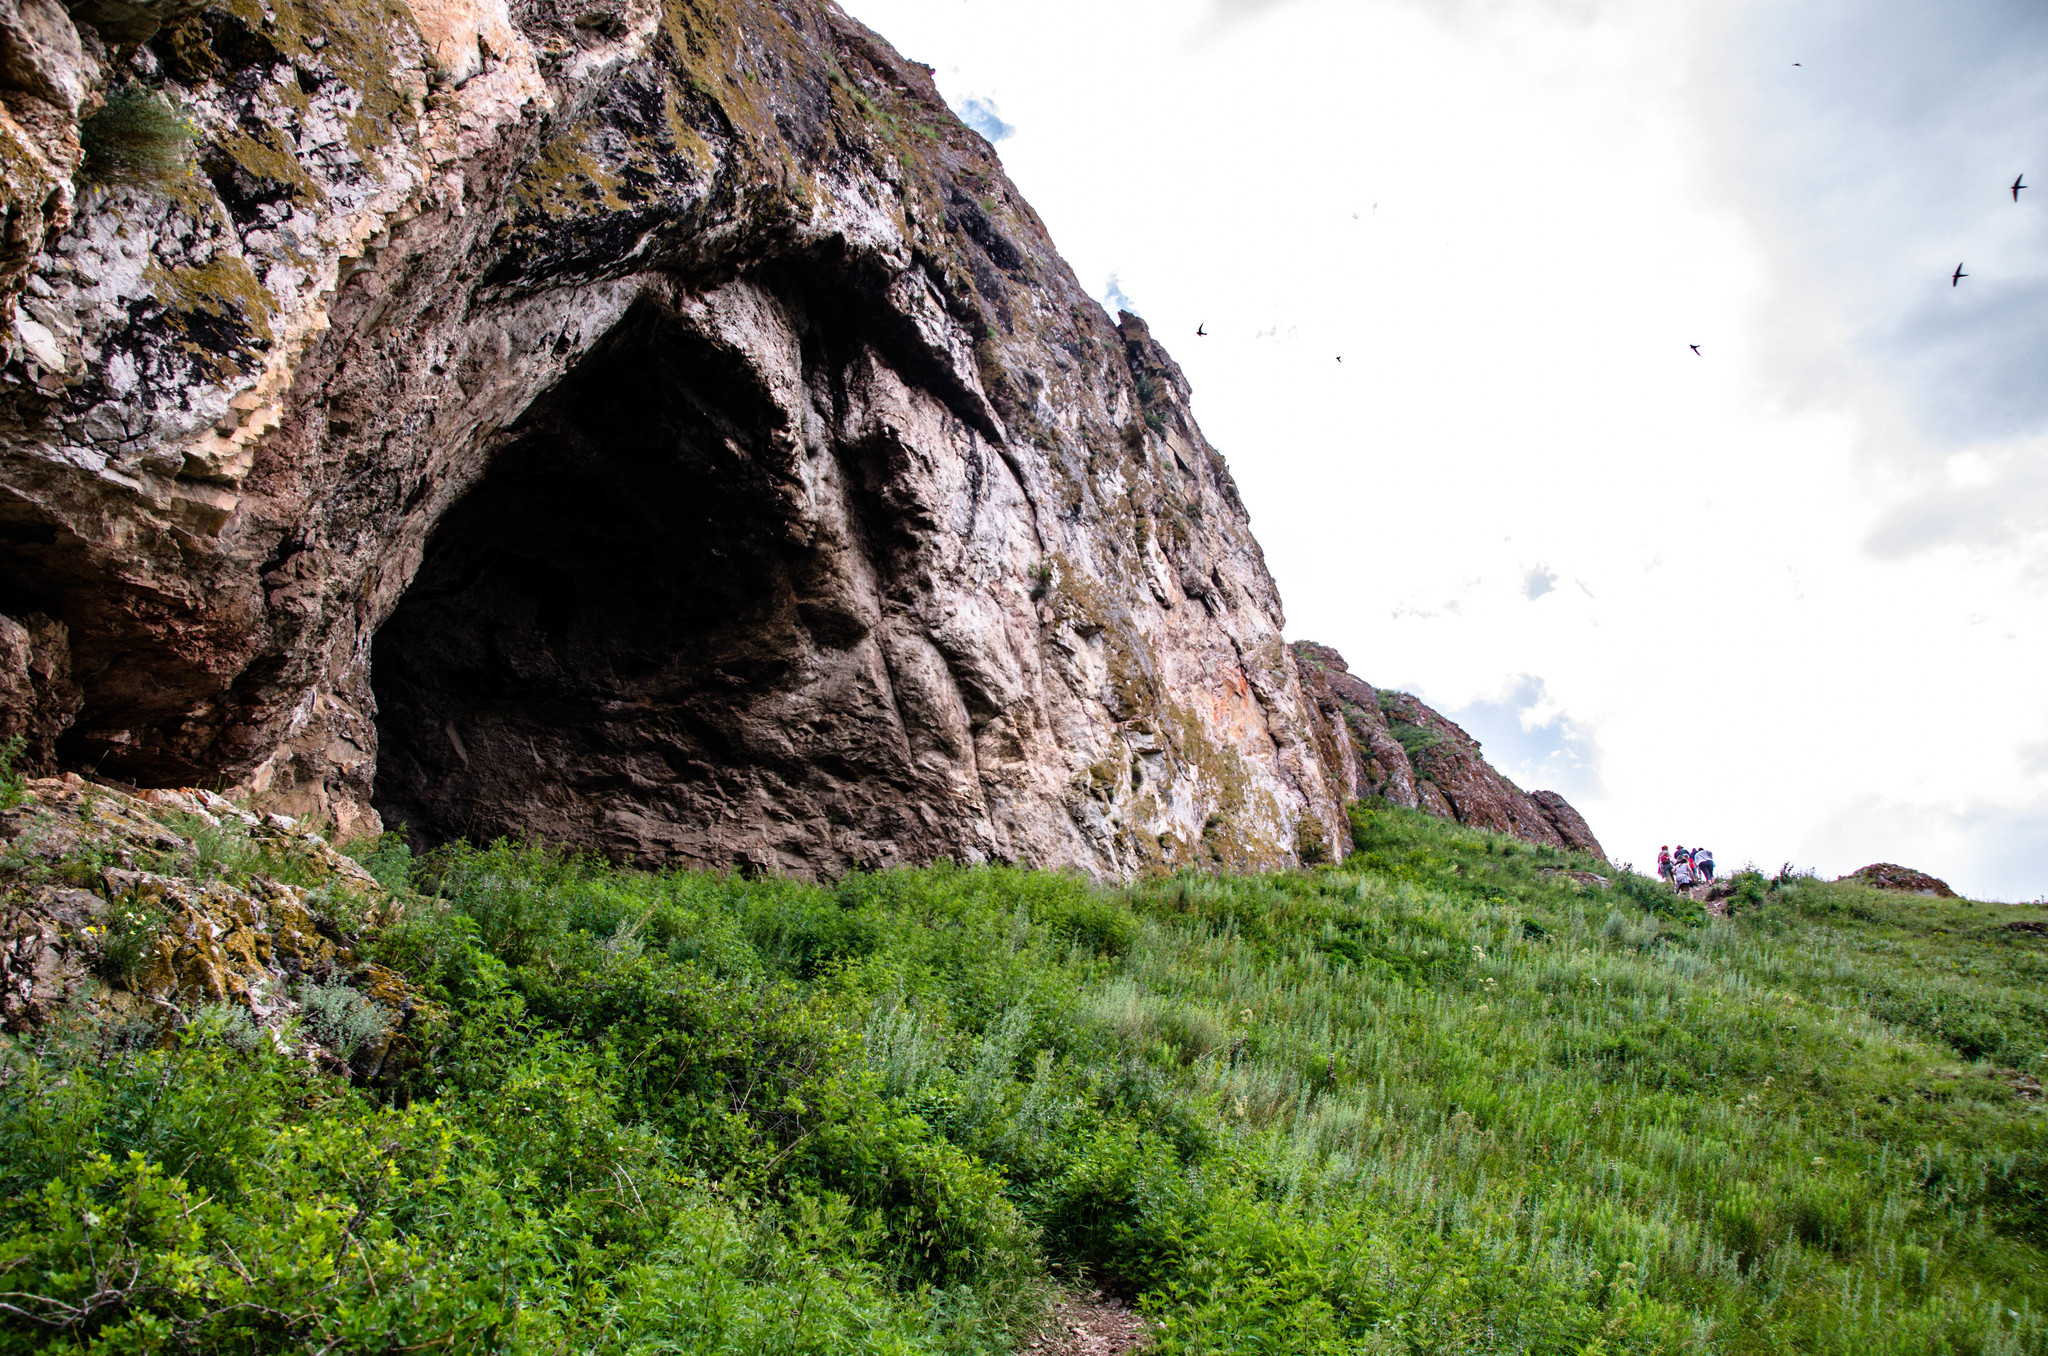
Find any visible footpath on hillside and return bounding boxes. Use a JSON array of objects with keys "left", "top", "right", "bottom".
[{"left": 1027, "top": 1293, "right": 1149, "bottom": 1355}]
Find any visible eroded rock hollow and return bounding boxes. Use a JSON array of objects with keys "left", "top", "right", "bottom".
[{"left": 0, "top": 0, "right": 1599, "bottom": 874}]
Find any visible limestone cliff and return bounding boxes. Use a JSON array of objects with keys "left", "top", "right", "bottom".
[
  {"left": 0, "top": 0, "right": 1351, "bottom": 875},
  {"left": 1293, "top": 643, "right": 1605, "bottom": 861}
]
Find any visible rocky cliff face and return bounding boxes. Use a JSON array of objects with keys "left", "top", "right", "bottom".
[
  {"left": 0, "top": 0, "right": 1353, "bottom": 876},
  {"left": 1293, "top": 643, "right": 1605, "bottom": 861}
]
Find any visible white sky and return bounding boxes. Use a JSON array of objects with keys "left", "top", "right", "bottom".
[{"left": 837, "top": 0, "right": 2048, "bottom": 900}]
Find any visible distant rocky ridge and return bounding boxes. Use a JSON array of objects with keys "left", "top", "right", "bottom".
[
  {"left": 1839, "top": 863, "right": 1957, "bottom": 898},
  {"left": 0, "top": 0, "right": 1601, "bottom": 877},
  {"left": 1293, "top": 643, "right": 1605, "bottom": 861}
]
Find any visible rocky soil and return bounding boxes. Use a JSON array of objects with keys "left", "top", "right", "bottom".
[{"left": 1025, "top": 1293, "right": 1149, "bottom": 1356}]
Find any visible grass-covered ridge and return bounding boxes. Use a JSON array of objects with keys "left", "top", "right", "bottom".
[{"left": 3, "top": 802, "right": 2044, "bottom": 1353}]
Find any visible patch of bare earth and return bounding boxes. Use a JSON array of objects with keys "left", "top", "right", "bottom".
[{"left": 1024, "top": 1291, "right": 1151, "bottom": 1355}]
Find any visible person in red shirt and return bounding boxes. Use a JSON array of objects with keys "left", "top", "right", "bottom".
[{"left": 1657, "top": 845, "right": 1673, "bottom": 887}]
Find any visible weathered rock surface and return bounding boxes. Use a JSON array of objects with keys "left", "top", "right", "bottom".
[
  {"left": 1840, "top": 863, "right": 1958, "bottom": 898},
  {"left": 0, "top": 773, "right": 426, "bottom": 1075},
  {"left": 0, "top": 0, "right": 1350, "bottom": 876},
  {"left": 1292, "top": 642, "right": 1605, "bottom": 860}
]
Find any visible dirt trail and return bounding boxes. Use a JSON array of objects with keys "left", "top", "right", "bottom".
[{"left": 1025, "top": 1292, "right": 1150, "bottom": 1355}]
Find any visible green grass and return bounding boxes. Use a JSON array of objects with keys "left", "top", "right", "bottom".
[
  {"left": 2, "top": 804, "right": 2042, "bottom": 1353},
  {"left": 77, "top": 84, "right": 196, "bottom": 190}
]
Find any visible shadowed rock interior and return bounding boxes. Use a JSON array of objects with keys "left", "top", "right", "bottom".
[{"left": 372, "top": 290, "right": 967, "bottom": 872}]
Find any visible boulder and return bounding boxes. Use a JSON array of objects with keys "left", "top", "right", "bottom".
[
  {"left": 1839, "top": 863, "right": 1958, "bottom": 898},
  {"left": 0, "top": 772, "right": 429, "bottom": 1076}
]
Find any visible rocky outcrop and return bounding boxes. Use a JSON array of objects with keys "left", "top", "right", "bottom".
[
  {"left": 1840, "top": 863, "right": 1957, "bottom": 898},
  {"left": 0, "top": 773, "right": 428, "bottom": 1078},
  {"left": 1292, "top": 642, "right": 1605, "bottom": 861},
  {"left": 0, "top": 0, "right": 1346, "bottom": 876}
]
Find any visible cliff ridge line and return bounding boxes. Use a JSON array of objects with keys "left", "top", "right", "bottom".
[{"left": 0, "top": 0, "right": 1368, "bottom": 877}]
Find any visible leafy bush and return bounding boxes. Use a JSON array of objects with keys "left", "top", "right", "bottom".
[
  {"left": 1387, "top": 718, "right": 1440, "bottom": 759},
  {"left": 93, "top": 896, "right": 163, "bottom": 985},
  {"left": 346, "top": 829, "right": 415, "bottom": 892},
  {"left": 5, "top": 811, "right": 2046, "bottom": 1355}
]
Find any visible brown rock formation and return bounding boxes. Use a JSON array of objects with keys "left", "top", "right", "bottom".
[
  {"left": 1839, "top": 863, "right": 1958, "bottom": 898},
  {"left": 0, "top": 0, "right": 1346, "bottom": 875},
  {"left": 1292, "top": 642, "right": 1605, "bottom": 860},
  {"left": 0, "top": 608, "right": 79, "bottom": 770}
]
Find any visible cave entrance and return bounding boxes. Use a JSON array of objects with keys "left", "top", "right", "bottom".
[{"left": 370, "top": 294, "right": 903, "bottom": 871}]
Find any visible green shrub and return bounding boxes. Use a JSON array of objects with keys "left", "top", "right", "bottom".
[
  {"left": 298, "top": 980, "right": 392, "bottom": 1057},
  {"left": 1388, "top": 719, "right": 1440, "bottom": 759},
  {"left": 79, "top": 84, "right": 195, "bottom": 189},
  {"left": 1036, "top": 888, "right": 1139, "bottom": 956},
  {"left": 346, "top": 829, "right": 415, "bottom": 892},
  {"left": 94, "top": 896, "right": 163, "bottom": 985},
  {"left": 0, "top": 733, "right": 24, "bottom": 809}
]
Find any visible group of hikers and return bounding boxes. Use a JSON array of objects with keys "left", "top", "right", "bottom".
[{"left": 1657, "top": 844, "right": 1715, "bottom": 890}]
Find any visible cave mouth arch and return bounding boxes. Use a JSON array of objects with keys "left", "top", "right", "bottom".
[{"left": 369, "top": 291, "right": 932, "bottom": 873}]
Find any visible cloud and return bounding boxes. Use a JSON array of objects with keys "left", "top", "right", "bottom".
[
  {"left": 1523, "top": 566, "right": 1557, "bottom": 600},
  {"left": 1440, "top": 675, "right": 1600, "bottom": 798},
  {"left": 954, "top": 95, "right": 1015, "bottom": 142},
  {"left": 1103, "top": 271, "right": 1136, "bottom": 317},
  {"left": 1808, "top": 792, "right": 2048, "bottom": 902},
  {"left": 1714, "top": 0, "right": 2048, "bottom": 538},
  {"left": 1865, "top": 441, "right": 2048, "bottom": 558}
]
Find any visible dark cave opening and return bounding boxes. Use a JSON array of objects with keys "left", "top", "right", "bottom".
[{"left": 370, "top": 296, "right": 885, "bottom": 868}]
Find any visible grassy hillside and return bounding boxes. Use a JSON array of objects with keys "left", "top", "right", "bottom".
[{"left": 3, "top": 802, "right": 2044, "bottom": 1353}]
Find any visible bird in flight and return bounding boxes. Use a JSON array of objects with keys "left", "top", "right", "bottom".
[
  {"left": 1952, "top": 263, "right": 1968, "bottom": 286},
  {"left": 1792, "top": 62, "right": 1801, "bottom": 66},
  {"left": 1197, "top": 323, "right": 1207, "bottom": 336},
  {"left": 2014, "top": 175, "right": 2027, "bottom": 201},
  {"left": 1690, "top": 344, "right": 1702, "bottom": 356},
  {"left": 1335, "top": 355, "right": 1343, "bottom": 363}
]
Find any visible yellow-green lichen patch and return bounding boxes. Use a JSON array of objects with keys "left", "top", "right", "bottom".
[
  {"left": 146, "top": 255, "right": 276, "bottom": 373},
  {"left": 511, "top": 119, "right": 635, "bottom": 217},
  {"left": 660, "top": 73, "right": 720, "bottom": 175},
  {"left": 217, "top": 0, "right": 424, "bottom": 167},
  {"left": 1081, "top": 758, "right": 1122, "bottom": 802},
  {"left": 1155, "top": 698, "right": 1287, "bottom": 873},
  {"left": 1044, "top": 554, "right": 1162, "bottom": 722},
  {"left": 214, "top": 125, "right": 325, "bottom": 204}
]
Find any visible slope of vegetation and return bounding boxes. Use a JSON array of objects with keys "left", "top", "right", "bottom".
[{"left": 3, "top": 801, "right": 2044, "bottom": 1354}]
